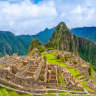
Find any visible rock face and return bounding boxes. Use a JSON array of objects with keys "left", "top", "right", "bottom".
[{"left": 45, "top": 22, "right": 96, "bottom": 66}]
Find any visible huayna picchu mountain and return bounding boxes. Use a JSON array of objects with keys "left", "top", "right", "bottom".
[
  {"left": 50, "top": 22, "right": 76, "bottom": 53},
  {"left": 45, "top": 22, "right": 96, "bottom": 67}
]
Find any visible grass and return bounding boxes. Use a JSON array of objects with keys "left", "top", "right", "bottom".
[
  {"left": 58, "top": 72, "right": 66, "bottom": 86},
  {"left": 80, "top": 82, "right": 94, "bottom": 93},
  {"left": 0, "top": 91, "right": 3, "bottom": 96},
  {"left": 8, "top": 90, "right": 18, "bottom": 96},
  {"left": 40, "top": 93, "right": 56, "bottom": 96},
  {"left": 67, "top": 88, "right": 84, "bottom": 92},
  {"left": 67, "top": 68, "right": 80, "bottom": 77},
  {"left": 19, "top": 94, "right": 32, "bottom": 96},
  {"left": 43, "top": 54, "right": 68, "bottom": 67},
  {"left": 59, "top": 93, "right": 70, "bottom": 96},
  {"left": 0, "top": 88, "right": 10, "bottom": 96},
  {"left": 42, "top": 51, "right": 94, "bottom": 95},
  {"left": 71, "top": 94, "right": 92, "bottom": 96},
  {"left": 43, "top": 53, "right": 80, "bottom": 77},
  {"left": 0, "top": 82, "right": 14, "bottom": 89}
]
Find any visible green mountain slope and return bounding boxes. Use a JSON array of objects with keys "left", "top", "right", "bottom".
[
  {"left": 50, "top": 22, "right": 76, "bottom": 52},
  {"left": 45, "top": 22, "right": 96, "bottom": 66},
  {"left": 71, "top": 27, "right": 96, "bottom": 42},
  {"left": 0, "top": 28, "right": 54, "bottom": 57},
  {"left": 28, "top": 38, "right": 41, "bottom": 54},
  {"left": 0, "top": 31, "right": 26, "bottom": 57}
]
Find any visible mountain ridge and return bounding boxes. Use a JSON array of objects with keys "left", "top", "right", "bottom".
[{"left": 45, "top": 22, "right": 96, "bottom": 66}]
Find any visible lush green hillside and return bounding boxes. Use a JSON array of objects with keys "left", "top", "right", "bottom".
[
  {"left": 16, "top": 35, "right": 34, "bottom": 53},
  {"left": 49, "top": 22, "right": 76, "bottom": 52},
  {"left": 35, "top": 28, "right": 54, "bottom": 44},
  {"left": 28, "top": 38, "right": 41, "bottom": 54},
  {"left": 17, "top": 28, "right": 54, "bottom": 54},
  {"left": 45, "top": 22, "right": 96, "bottom": 66},
  {"left": 0, "top": 31, "right": 26, "bottom": 57},
  {"left": 71, "top": 27, "right": 96, "bottom": 42},
  {"left": 0, "top": 28, "right": 54, "bottom": 57}
]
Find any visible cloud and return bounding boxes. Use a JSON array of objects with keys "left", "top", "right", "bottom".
[
  {"left": 0, "top": 0, "right": 96, "bottom": 35},
  {"left": 71, "top": 5, "right": 84, "bottom": 14},
  {"left": 0, "top": 0, "right": 57, "bottom": 35}
]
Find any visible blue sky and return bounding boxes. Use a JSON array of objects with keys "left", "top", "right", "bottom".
[{"left": 0, "top": 0, "right": 96, "bottom": 35}]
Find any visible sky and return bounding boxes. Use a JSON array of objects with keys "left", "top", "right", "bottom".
[{"left": 0, "top": 0, "right": 96, "bottom": 35}]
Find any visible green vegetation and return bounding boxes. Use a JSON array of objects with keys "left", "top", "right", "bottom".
[
  {"left": 0, "top": 31, "right": 27, "bottom": 57},
  {"left": 44, "top": 22, "right": 96, "bottom": 67},
  {"left": 80, "top": 82, "right": 94, "bottom": 92},
  {"left": 28, "top": 38, "right": 46, "bottom": 55},
  {"left": 0, "top": 87, "right": 33, "bottom": 96},
  {"left": 42, "top": 51, "right": 94, "bottom": 94},
  {"left": 37, "top": 45, "right": 45, "bottom": 52},
  {"left": 71, "top": 27, "right": 96, "bottom": 42},
  {"left": 67, "top": 68, "right": 80, "bottom": 77},
  {"left": 42, "top": 52, "right": 80, "bottom": 77},
  {"left": 43, "top": 56, "right": 47, "bottom": 61},
  {"left": 71, "top": 95, "right": 91, "bottom": 96},
  {"left": 0, "top": 91, "right": 3, "bottom": 96},
  {"left": 59, "top": 93, "right": 70, "bottom": 96},
  {"left": 0, "top": 88, "right": 10, "bottom": 96},
  {"left": 0, "top": 83, "right": 14, "bottom": 89},
  {"left": 58, "top": 72, "right": 66, "bottom": 86},
  {"left": 0, "top": 28, "right": 54, "bottom": 57},
  {"left": 19, "top": 94, "right": 32, "bottom": 96},
  {"left": 28, "top": 38, "right": 41, "bottom": 54},
  {"left": 43, "top": 53, "right": 68, "bottom": 67},
  {"left": 40, "top": 93, "right": 56, "bottom": 96},
  {"left": 8, "top": 90, "right": 18, "bottom": 96},
  {"left": 56, "top": 55, "right": 60, "bottom": 60}
]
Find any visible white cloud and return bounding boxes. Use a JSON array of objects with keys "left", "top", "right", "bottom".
[
  {"left": 71, "top": 5, "right": 84, "bottom": 14},
  {"left": 0, "top": 0, "right": 96, "bottom": 35},
  {"left": 0, "top": 0, "right": 57, "bottom": 35}
]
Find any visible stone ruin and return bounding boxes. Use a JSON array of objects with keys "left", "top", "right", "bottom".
[{"left": 0, "top": 53, "right": 85, "bottom": 95}]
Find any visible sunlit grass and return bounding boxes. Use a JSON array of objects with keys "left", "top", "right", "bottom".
[
  {"left": 0, "top": 91, "right": 3, "bottom": 96},
  {"left": 0, "top": 88, "right": 10, "bottom": 96},
  {"left": 19, "top": 94, "right": 32, "bottom": 96},
  {"left": 40, "top": 93, "right": 56, "bottom": 96},
  {"left": 43, "top": 53, "right": 80, "bottom": 77},
  {"left": 8, "top": 90, "right": 19, "bottom": 96},
  {"left": 58, "top": 72, "right": 66, "bottom": 86}
]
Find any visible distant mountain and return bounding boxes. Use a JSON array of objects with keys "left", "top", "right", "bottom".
[
  {"left": 0, "top": 28, "right": 54, "bottom": 57},
  {"left": 71, "top": 27, "right": 96, "bottom": 42},
  {"left": 0, "top": 31, "right": 26, "bottom": 57},
  {"left": 34, "top": 28, "right": 55, "bottom": 44},
  {"left": 45, "top": 22, "right": 96, "bottom": 66}
]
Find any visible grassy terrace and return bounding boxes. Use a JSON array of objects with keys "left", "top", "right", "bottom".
[
  {"left": 0, "top": 88, "right": 33, "bottom": 96},
  {"left": 58, "top": 72, "right": 66, "bottom": 86},
  {"left": 42, "top": 52, "right": 80, "bottom": 77},
  {"left": 42, "top": 51, "right": 94, "bottom": 94}
]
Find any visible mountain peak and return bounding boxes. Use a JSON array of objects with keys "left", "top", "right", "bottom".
[
  {"left": 49, "top": 22, "right": 76, "bottom": 52},
  {"left": 58, "top": 22, "right": 67, "bottom": 27}
]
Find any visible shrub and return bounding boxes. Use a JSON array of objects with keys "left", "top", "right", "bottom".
[
  {"left": 88, "top": 67, "right": 91, "bottom": 75},
  {"left": 57, "top": 55, "right": 60, "bottom": 60},
  {"left": 73, "top": 60, "right": 78, "bottom": 64},
  {"left": 43, "top": 56, "right": 47, "bottom": 61}
]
